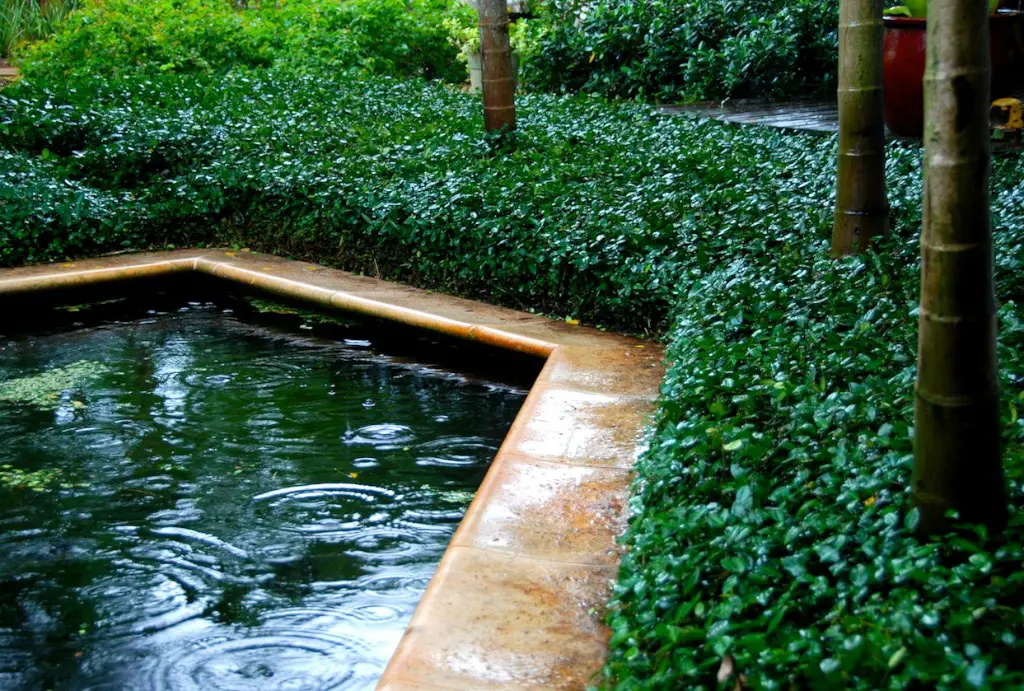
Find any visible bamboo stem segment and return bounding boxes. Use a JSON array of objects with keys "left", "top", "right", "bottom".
[
  {"left": 478, "top": 0, "right": 516, "bottom": 133},
  {"left": 913, "top": 0, "right": 1006, "bottom": 533},
  {"left": 832, "top": 0, "right": 889, "bottom": 256}
]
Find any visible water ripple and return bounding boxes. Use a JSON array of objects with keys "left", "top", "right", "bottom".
[
  {"left": 0, "top": 301, "right": 527, "bottom": 691},
  {"left": 415, "top": 435, "right": 498, "bottom": 467},
  {"left": 148, "top": 628, "right": 366, "bottom": 691},
  {"left": 341, "top": 424, "right": 415, "bottom": 448},
  {"left": 80, "top": 568, "right": 209, "bottom": 636},
  {"left": 253, "top": 483, "right": 395, "bottom": 503}
]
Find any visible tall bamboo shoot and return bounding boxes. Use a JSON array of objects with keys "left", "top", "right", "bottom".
[
  {"left": 478, "top": 0, "right": 516, "bottom": 133},
  {"left": 913, "top": 0, "right": 1006, "bottom": 533},
  {"left": 832, "top": 0, "right": 888, "bottom": 256}
]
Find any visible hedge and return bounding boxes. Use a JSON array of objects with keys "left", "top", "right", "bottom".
[
  {"left": 517, "top": 0, "right": 839, "bottom": 103},
  {"left": 14, "top": 0, "right": 842, "bottom": 102},
  {"left": 15, "top": 0, "right": 465, "bottom": 83}
]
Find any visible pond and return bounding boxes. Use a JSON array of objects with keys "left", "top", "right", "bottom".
[{"left": 0, "top": 293, "right": 531, "bottom": 690}]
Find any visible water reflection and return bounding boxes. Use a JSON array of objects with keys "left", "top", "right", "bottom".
[{"left": 0, "top": 302, "right": 526, "bottom": 690}]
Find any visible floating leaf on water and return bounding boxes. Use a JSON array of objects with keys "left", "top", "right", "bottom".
[
  {"left": 418, "top": 484, "right": 475, "bottom": 504},
  {"left": 437, "top": 490, "right": 476, "bottom": 503}
]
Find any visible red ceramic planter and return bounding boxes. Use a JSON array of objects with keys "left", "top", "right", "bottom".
[{"left": 882, "top": 14, "right": 1024, "bottom": 137}]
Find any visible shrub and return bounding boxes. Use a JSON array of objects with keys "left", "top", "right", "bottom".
[
  {"left": 443, "top": 0, "right": 480, "bottom": 57},
  {"left": 519, "top": 0, "right": 839, "bottom": 102},
  {"left": 17, "top": 0, "right": 273, "bottom": 77},
  {"left": 0, "top": 0, "right": 78, "bottom": 59},
  {"left": 17, "top": 0, "right": 465, "bottom": 82}
]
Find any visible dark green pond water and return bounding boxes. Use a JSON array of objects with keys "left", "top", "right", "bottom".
[{"left": 0, "top": 296, "right": 529, "bottom": 691}]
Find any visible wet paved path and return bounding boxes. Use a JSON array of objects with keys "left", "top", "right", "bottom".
[
  {"left": 661, "top": 92, "right": 1024, "bottom": 140},
  {"left": 661, "top": 98, "right": 839, "bottom": 134}
]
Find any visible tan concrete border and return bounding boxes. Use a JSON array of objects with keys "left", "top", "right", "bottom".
[
  {"left": 0, "top": 249, "right": 664, "bottom": 690},
  {"left": 0, "top": 67, "right": 19, "bottom": 83}
]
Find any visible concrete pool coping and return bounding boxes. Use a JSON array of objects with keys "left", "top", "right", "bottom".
[{"left": 0, "top": 249, "right": 664, "bottom": 690}]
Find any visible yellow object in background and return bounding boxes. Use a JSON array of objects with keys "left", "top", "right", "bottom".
[{"left": 991, "top": 98, "right": 1024, "bottom": 131}]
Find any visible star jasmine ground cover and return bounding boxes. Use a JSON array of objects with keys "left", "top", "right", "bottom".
[{"left": 1, "top": 67, "right": 1023, "bottom": 687}]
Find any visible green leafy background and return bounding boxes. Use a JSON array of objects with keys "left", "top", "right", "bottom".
[
  {"left": 1, "top": 5, "right": 1023, "bottom": 687},
  {"left": 516, "top": 0, "right": 839, "bottom": 102}
]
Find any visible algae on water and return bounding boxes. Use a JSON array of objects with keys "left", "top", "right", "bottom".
[
  {"left": 247, "top": 297, "right": 358, "bottom": 328},
  {"left": 0, "top": 360, "right": 110, "bottom": 409},
  {"left": 0, "top": 465, "right": 67, "bottom": 492},
  {"left": 439, "top": 489, "right": 475, "bottom": 504},
  {"left": 418, "top": 484, "right": 476, "bottom": 504}
]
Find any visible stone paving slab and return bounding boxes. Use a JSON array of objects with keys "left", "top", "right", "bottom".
[
  {"left": 0, "top": 249, "right": 664, "bottom": 690},
  {"left": 378, "top": 546, "right": 617, "bottom": 690}
]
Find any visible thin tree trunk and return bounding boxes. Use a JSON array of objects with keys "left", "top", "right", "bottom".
[
  {"left": 913, "top": 0, "right": 1006, "bottom": 533},
  {"left": 832, "top": 0, "right": 888, "bottom": 256},
  {"left": 478, "top": 0, "right": 516, "bottom": 133}
]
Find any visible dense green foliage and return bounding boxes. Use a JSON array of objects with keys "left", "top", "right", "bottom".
[
  {"left": 1, "top": 68, "right": 1023, "bottom": 687},
  {"left": 11, "top": 0, "right": 843, "bottom": 101},
  {"left": 603, "top": 164, "right": 1024, "bottom": 688},
  {"left": 0, "top": 0, "right": 77, "bottom": 59},
  {"left": 17, "top": 0, "right": 464, "bottom": 82},
  {"left": 0, "top": 69, "right": 743, "bottom": 332},
  {"left": 518, "top": 0, "right": 839, "bottom": 102}
]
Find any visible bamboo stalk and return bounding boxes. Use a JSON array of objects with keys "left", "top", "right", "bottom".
[
  {"left": 832, "top": 0, "right": 888, "bottom": 256},
  {"left": 478, "top": 0, "right": 516, "bottom": 133},
  {"left": 913, "top": 0, "right": 1006, "bottom": 533}
]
